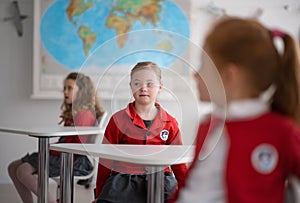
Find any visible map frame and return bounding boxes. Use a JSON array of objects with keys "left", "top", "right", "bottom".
[{"left": 32, "top": 0, "right": 195, "bottom": 100}]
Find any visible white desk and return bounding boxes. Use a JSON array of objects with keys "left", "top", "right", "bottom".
[
  {"left": 50, "top": 144, "right": 194, "bottom": 203},
  {"left": 0, "top": 126, "right": 102, "bottom": 203}
]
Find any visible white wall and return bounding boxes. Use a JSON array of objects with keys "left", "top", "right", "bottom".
[
  {"left": 0, "top": 0, "right": 299, "bottom": 185},
  {"left": 0, "top": 0, "right": 198, "bottom": 185}
]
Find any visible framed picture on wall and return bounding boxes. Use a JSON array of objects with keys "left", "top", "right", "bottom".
[{"left": 32, "top": 0, "right": 192, "bottom": 100}]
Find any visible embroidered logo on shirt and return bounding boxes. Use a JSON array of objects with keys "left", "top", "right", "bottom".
[
  {"left": 160, "top": 130, "right": 169, "bottom": 141},
  {"left": 251, "top": 144, "right": 278, "bottom": 174}
]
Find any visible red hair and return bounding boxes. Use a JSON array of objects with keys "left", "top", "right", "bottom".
[{"left": 205, "top": 17, "right": 300, "bottom": 123}]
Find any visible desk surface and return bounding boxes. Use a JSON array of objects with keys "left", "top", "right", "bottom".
[
  {"left": 50, "top": 144, "right": 194, "bottom": 166},
  {"left": 0, "top": 126, "right": 103, "bottom": 138}
]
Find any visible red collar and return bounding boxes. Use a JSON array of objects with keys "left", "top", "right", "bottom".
[{"left": 125, "top": 102, "right": 169, "bottom": 129}]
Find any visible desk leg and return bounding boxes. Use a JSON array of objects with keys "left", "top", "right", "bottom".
[
  {"left": 60, "top": 152, "right": 74, "bottom": 203},
  {"left": 147, "top": 166, "right": 164, "bottom": 203},
  {"left": 37, "top": 137, "right": 49, "bottom": 203}
]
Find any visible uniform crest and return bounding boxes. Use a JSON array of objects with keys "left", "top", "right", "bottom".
[
  {"left": 160, "top": 130, "right": 169, "bottom": 141},
  {"left": 251, "top": 144, "right": 278, "bottom": 174}
]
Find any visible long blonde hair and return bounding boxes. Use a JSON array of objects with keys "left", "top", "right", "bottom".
[{"left": 60, "top": 72, "right": 105, "bottom": 125}]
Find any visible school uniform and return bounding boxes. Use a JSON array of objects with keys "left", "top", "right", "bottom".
[
  {"left": 173, "top": 99, "right": 300, "bottom": 203},
  {"left": 95, "top": 102, "right": 187, "bottom": 203},
  {"left": 22, "top": 110, "right": 96, "bottom": 177}
]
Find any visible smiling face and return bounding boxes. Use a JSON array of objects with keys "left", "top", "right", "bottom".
[
  {"left": 130, "top": 69, "right": 162, "bottom": 106},
  {"left": 63, "top": 79, "right": 79, "bottom": 105}
]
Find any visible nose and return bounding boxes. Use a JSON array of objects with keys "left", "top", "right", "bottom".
[
  {"left": 141, "top": 83, "right": 148, "bottom": 88},
  {"left": 193, "top": 71, "right": 201, "bottom": 81},
  {"left": 139, "top": 85, "right": 147, "bottom": 92},
  {"left": 63, "top": 88, "right": 68, "bottom": 95}
]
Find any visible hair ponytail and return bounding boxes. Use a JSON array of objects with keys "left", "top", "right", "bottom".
[
  {"left": 204, "top": 17, "right": 300, "bottom": 124},
  {"left": 271, "top": 33, "right": 300, "bottom": 123}
]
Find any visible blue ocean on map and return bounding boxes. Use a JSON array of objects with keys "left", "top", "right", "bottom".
[{"left": 40, "top": 0, "right": 190, "bottom": 70}]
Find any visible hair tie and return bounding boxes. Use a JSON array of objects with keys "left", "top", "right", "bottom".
[{"left": 271, "top": 29, "right": 285, "bottom": 39}]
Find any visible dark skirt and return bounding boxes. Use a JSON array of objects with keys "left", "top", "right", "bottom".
[
  {"left": 21, "top": 152, "right": 93, "bottom": 177},
  {"left": 96, "top": 172, "right": 177, "bottom": 203}
]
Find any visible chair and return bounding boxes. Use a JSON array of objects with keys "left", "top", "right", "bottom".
[
  {"left": 285, "top": 176, "right": 300, "bottom": 203},
  {"left": 52, "top": 111, "right": 107, "bottom": 200}
]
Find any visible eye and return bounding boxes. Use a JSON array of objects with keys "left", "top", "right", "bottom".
[
  {"left": 147, "top": 82, "right": 154, "bottom": 88},
  {"left": 67, "top": 86, "right": 73, "bottom": 91},
  {"left": 134, "top": 82, "right": 142, "bottom": 88}
]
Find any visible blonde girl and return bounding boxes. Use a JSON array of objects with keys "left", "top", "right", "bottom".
[{"left": 8, "top": 72, "right": 105, "bottom": 203}]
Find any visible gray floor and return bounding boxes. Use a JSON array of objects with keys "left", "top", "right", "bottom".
[
  {"left": 2, "top": 180, "right": 299, "bottom": 203},
  {"left": 0, "top": 181, "right": 95, "bottom": 203}
]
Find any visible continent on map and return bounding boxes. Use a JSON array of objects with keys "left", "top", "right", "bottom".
[
  {"left": 106, "top": 15, "right": 131, "bottom": 48},
  {"left": 66, "top": 0, "right": 93, "bottom": 22},
  {"left": 156, "top": 40, "right": 173, "bottom": 52},
  {"left": 65, "top": 0, "right": 96, "bottom": 57},
  {"left": 40, "top": 0, "right": 190, "bottom": 69},
  {"left": 106, "top": 0, "right": 163, "bottom": 48},
  {"left": 78, "top": 26, "right": 97, "bottom": 56}
]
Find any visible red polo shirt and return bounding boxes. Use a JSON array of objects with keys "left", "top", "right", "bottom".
[
  {"left": 95, "top": 102, "right": 187, "bottom": 196},
  {"left": 50, "top": 110, "right": 96, "bottom": 155},
  {"left": 171, "top": 112, "right": 300, "bottom": 203}
]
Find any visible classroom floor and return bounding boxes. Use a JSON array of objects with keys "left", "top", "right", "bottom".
[{"left": 0, "top": 181, "right": 95, "bottom": 203}]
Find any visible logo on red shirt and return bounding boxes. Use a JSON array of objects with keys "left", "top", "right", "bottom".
[
  {"left": 160, "top": 130, "right": 169, "bottom": 141},
  {"left": 251, "top": 144, "right": 278, "bottom": 174}
]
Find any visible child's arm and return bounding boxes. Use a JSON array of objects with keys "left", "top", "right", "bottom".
[
  {"left": 169, "top": 131, "right": 187, "bottom": 188},
  {"left": 286, "top": 123, "right": 300, "bottom": 178},
  {"left": 67, "top": 110, "right": 97, "bottom": 143},
  {"left": 51, "top": 110, "right": 97, "bottom": 155},
  {"left": 95, "top": 116, "right": 120, "bottom": 197},
  {"left": 95, "top": 160, "right": 113, "bottom": 198},
  {"left": 74, "top": 110, "right": 96, "bottom": 127},
  {"left": 168, "top": 120, "right": 211, "bottom": 203},
  {"left": 166, "top": 121, "right": 188, "bottom": 187}
]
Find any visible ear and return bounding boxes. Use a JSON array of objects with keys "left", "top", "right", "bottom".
[
  {"left": 158, "top": 80, "right": 163, "bottom": 92},
  {"left": 222, "top": 63, "right": 240, "bottom": 84}
]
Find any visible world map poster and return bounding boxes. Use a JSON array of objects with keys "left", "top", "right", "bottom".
[{"left": 33, "top": 0, "right": 191, "bottom": 99}]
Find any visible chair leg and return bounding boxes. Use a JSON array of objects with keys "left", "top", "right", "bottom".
[
  {"left": 56, "top": 184, "right": 60, "bottom": 202},
  {"left": 77, "top": 176, "right": 93, "bottom": 188}
]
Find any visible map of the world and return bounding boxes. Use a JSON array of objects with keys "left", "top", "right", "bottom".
[{"left": 40, "top": 0, "right": 190, "bottom": 70}]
